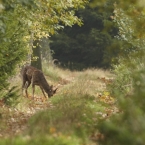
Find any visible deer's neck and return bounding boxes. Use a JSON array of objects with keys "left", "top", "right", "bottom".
[{"left": 40, "top": 76, "right": 51, "bottom": 93}]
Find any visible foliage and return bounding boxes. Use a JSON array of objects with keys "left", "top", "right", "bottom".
[
  {"left": 50, "top": 3, "right": 119, "bottom": 70},
  {"left": 0, "top": 135, "right": 82, "bottom": 145},
  {"left": 0, "top": 2, "right": 28, "bottom": 99},
  {"left": 25, "top": 66, "right": 113, "bottom": 144},
  {"left": 50, "top": 0, "right": 145, "bottom": 70},
  {"left": 2, "top": 86, "right": 20, "bottom": 106},
  {"left": 2, "top": 0, "right": 145, "bottom": 144},
  {"left": 96, "top": 1, "right": 145, "bottom": 145},
  {"left": 0, "top": 63, "right": 114, "bottom": 144},
  {"left": 107, "top": 2, "right": 145, "bottom": 95},
  {"left": 0, "top": 0, "right": 88, "bottom": 99},
  {"left": 98, "top": 65, "right": 145, "bottom": 145}
]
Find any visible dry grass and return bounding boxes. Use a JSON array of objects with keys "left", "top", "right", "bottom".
[
  {"left": 0, "top": 64, "right": 116, "bottom": 145},
  {"left": 26, "top": 66, "right": 115, "bottom": 145},
  {"left": 4, "top": 64, "right": 114, "bottom": 113},
  {"left": 44, "top": 66, "right": 114, "bottom": 98},
  {"left": 7, "top": 65, "right": 114, "bottom": 107},
  {"left": 17, "top": 65, "right": 112, "bottom": 97}
]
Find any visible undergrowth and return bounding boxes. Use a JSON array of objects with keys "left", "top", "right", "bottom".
[{"left": 0, "top": 64, "right": 114, "bottom": 145}]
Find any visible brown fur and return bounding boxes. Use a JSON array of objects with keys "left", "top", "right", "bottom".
[{"left": 21, "top": 65, "right": 57, "bottom": 99}]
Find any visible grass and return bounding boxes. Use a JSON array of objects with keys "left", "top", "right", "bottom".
[{"left": 0, "top": 64, "right": 115, "bottom": 145}]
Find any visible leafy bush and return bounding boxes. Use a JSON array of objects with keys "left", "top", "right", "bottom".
[
  {"left": 0, "top": 135, "right": 82, "bottom": 145},
  {"left": 2, "top": 86, "right": 20, "bottom": 107},
  {"left": 98, "top": 63, "right": 145, "bottom": 145},
  {"left": 28, "top": 93, "right": 104, "bottom": 142},
  {"left": 97, "top": 3, "right": 145, "bottom": 145}
]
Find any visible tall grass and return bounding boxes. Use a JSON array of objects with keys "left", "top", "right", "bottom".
[
  {"left": 0, "top": 64, "right": 114, "bottom": 145},
  {"left": 24, "top": 66, "right": 113, "bottom": 144}
]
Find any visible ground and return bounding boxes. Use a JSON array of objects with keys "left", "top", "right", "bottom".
[{"left": 0, "top": 66, "right": 117, "bottom": 144}]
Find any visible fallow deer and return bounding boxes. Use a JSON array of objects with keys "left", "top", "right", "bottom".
[{"left": 21, "top": 65, "right": 57, "bottom": 100}]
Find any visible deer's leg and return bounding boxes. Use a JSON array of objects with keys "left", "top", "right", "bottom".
[
  {"left": 25, "top": 81, "right": 31, "bottom": 98},
  {"left": 39, "top": 86, "right": 47, "bottom": 101},
  {"left": 22, "top": 82, "right": 26, "bottom": 96},
  {"left": 32, "top": 83, "right": 35, "bottom": 100},
  {"left": 22, "top": 80, "right": 26, "bottom": 90},
  {"left": 22, "top": 75, "right": 27, "bottom": 96}
]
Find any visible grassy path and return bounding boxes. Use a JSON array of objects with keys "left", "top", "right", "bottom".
[
  {"left": 0, "top": 97, "right": 53, "bottom": 138},
  {"left": 0, "top": 67, "right": 116, "bottom": 144}
]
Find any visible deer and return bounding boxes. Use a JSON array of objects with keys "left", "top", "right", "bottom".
[{"left": 21, "top": 65, "right": 58, "bottom": 100}]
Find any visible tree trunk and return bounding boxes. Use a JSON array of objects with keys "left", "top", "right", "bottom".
[{"left": 31, "top": 39, "right": 42, "bottom": 70}]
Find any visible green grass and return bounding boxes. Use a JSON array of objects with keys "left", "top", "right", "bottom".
[
  {"left": 25, "top": 93, "right": 105, "bottom": 144},
  {"left": 0, "top": 64, "right": 114, "bottom": 145},
  {"left": 24, "top": 66, "right": 111, "bottom": 144},
  {"left": 0, "top": 135, "right": 83, "bottom": 145}
]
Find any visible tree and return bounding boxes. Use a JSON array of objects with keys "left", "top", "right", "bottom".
[
  {"left": 50, "top": 2, "right": 119, "bottom": 70},
  {"left": 0, "top": 0, "right": 31, "bottom": 99},
  {"left": 96, "top": 1, "right": 145, "bottom": 145},
  {"left": 31, "top": 40, "right": 42, "bottom": 70},
  {"left": 0, "top": 0, "right": 88, "bottom": 98}
]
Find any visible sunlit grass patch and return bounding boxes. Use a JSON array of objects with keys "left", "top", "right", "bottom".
[
  {"left": 27, "top": 69, "right": 110, "bottom": 143},
  {"left": 0, "top": 134, "right": 83, "bottom": 145},
  {"left": 43, "top": 64, "right": 75, "bottom": 84},
  {"left": 43, "top": 66, "right": 61, "bottom": 83},
  {"left": 2, "top": 63, "right": 115, "bottom": 144},
  {"left": 27, "top": 92, "right": 106, "bottom": 144}
]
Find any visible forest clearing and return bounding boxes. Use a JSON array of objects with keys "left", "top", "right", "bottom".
[
  {"left": 0, "top": 65, "right": 116, "bottom": 145},
  {"left": 1, "top": 0, "right": 145, "bottom": 145}
]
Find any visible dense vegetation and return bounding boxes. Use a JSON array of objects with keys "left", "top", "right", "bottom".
[
  {"left": 50, "top": 1, "right": 118, "bottom": 70},
  {"left": 0, "top": 64, "right": 114, "bottom": 144},
  {"left": 0, "top": 0, "right": 88, "bottom": 98},
  {"left": 1, "top": 0, "right": 145, "bottom": 144}
]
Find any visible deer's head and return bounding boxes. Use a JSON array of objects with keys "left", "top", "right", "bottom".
[{"left": 47, "top": 85, "right": 58, "bottom": 98}]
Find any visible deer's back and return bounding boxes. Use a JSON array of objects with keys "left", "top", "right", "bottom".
[
  {"left": 25, "top": 66, "right": 48, "bottom": 86},
  {"left": 32, "top": 70, "right": 47, "bottom": 86}
]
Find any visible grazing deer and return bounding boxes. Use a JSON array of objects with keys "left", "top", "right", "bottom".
[{"left": 21, "top": 65, "right": 57, "bottom": 100}]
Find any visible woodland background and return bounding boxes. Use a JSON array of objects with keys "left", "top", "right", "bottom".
[{"left": 0, "top": 0, "right": 145, "bottom": 145}]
